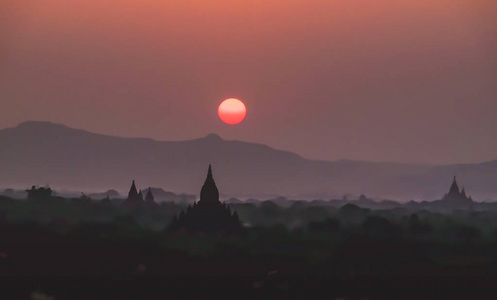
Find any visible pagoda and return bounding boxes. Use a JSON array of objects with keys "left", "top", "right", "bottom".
[
  {"left": 144, "top": 187, "right": 157, "bottom": 207},
  {"left": 122, "top": 180, "right": 144, "bottom": 208},
  {"left": 441, "top": 176, "right": 473, "bottom": 204},
  {"left": 169, "top": 165, "right": 242, "bottom": 234}
]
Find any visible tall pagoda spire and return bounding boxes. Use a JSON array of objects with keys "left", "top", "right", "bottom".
[
  {"left": 168, "top": 164, "right": 243, "bottom": 235},
  {"left": 199, "top": 164, "right": 219, "bottom": 204},
  {"left": 449, "top": 176, "right": 460, "bottom": 196},
  {"left": 128, "top": 180, "right": 139, "bottom": 200},
  {"left": 442, "top": 176, "right": 473, "bottom": 205}
]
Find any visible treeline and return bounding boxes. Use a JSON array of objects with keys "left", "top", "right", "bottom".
[
  {"left": 3, "top": 195, "right": 497, "bottom": 243},
  {"left": 4, "top": 195, "right": 497, "bottom": 298}
]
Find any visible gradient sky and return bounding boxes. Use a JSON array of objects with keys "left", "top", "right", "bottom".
[{"left": 1, "top": 0, "right": 496, "bottom": 164}]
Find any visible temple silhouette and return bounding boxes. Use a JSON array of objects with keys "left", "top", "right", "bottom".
[
  {"left": 441, "top": 176, "right": 473, "bottom": 204},
  {"left": 122, "top": 180, "right": 157, "bottom": 208},
  {"left": 144, "top": 187, "right": 157, "bottom": 207},
  {"left": 169, "top": 165, "right": 242, "bottom": 234},
  {"left": 442, "top": 176, "right": 473, "bottom": 202}
]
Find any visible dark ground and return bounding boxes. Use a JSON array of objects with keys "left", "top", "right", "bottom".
[{"left": 3, "top": 197, "right": 497, "bottom": 299}]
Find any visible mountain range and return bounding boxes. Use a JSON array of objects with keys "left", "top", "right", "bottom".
[{"left": 1, "top": 121, "right": 496, "bottom": 202}]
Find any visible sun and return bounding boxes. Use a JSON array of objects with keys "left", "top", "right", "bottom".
[{"left": 218, "top": 98, "right": 247, "bottom": 125}]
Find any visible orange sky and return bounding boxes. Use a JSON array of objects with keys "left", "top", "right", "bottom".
[{"left": 1, "top": 0, "right": 496, "bottom": 164}]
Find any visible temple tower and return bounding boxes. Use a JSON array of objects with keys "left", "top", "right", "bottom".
[
  {"left": 123, "top": 180, "right": 144, "bottom": 208},
  {"left": 449, "top": 176, "right": 460, "bottom": 196},
  {"left": 145, "top": 187, "right": 157, "bottom": 206},
  {"left": 169, "top": 164, "right": 243, "bottom": 234},
  {"left": 199, "top": 164, "right": 220, "bottom": 204},
  {"left": 127, "top": 180, "right": 140, "bottom": 201}
]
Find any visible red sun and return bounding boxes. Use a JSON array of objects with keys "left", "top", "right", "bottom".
[{"left": 218, "top": 98, "right": 247, "bottom": 125}]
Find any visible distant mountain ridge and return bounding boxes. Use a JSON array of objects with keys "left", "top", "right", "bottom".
[{"left": 1, "top": 121, "right": 496, "bottom": 201}]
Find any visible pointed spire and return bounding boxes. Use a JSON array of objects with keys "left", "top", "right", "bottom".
[
  {"left": 167, "top": 164, "right": 243, "bottom": 235},
  {"left": 449, "top": 176, "right": 460, "bottom": 195},
  {"left": 200, "top": 164, "right": 219, "bottom": 203},
  {"left": 127, "top": 179, "right": 139, "bottom": 201},
  {"left": 461, "top": 187, "right": 467, "bottom": 198},
  {"left": 145, "top": 187, "right": 155, "bottom": 204}
]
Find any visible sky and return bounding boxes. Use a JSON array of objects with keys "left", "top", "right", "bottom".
[{"left": 1, "top": 0, "right": 496, "bottom": 164}]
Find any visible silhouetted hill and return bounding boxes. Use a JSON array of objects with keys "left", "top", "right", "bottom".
[
  {"left": 1, "top": 121, "right": 497, "bottom": 201},
  {"left": 88, "top": 189, "right": 121, "bottom": 200},
  {"left": 143, "top": 187, "right": 195, "bottom": 204}
]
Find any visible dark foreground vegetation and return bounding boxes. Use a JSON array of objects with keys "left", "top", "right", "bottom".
[{"left": 2, "top": 195, "right": 497, "bottom": 299}]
